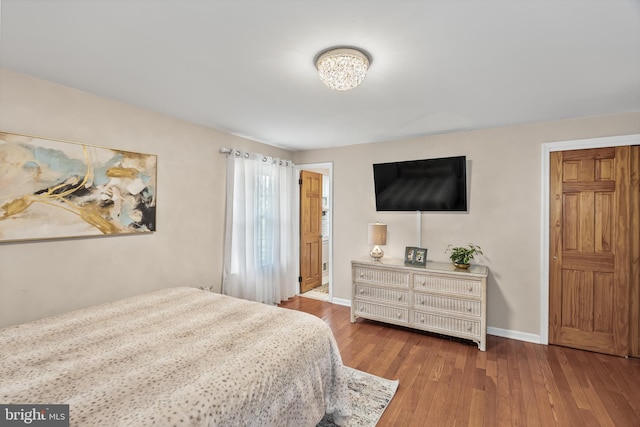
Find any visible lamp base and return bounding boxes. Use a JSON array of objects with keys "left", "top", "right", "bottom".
[{"left": 370, "top": 245, "right": 384, "bottom": 260}]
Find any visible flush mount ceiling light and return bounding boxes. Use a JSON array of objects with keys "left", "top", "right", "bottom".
[{"left": 315, "top": 47, "right": 371, "bottom": 91}]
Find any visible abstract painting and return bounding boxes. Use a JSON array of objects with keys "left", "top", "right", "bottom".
[{"left": 0, "top": 132, "right": 157, "bottom": 242}]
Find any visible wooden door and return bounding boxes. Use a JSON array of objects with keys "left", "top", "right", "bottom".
[
  {"left": 631, "top": 147, "right": 640, "bottom": 358},
  {"left": 299, "top": 170, "right": 323, "bottom": 293},
  {"left": 549, "top": 147, "right": 631, "bottom": 356}
]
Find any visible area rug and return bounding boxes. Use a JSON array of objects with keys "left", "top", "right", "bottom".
[
  {"left": 315, "top": 284, "right": 329, "bottom": 293},
  {"left": 301, "top": 284, "right": 330, "bottom": 301},
  {"left": 317, "top": 366, "right": 399, "bottom": 427}
]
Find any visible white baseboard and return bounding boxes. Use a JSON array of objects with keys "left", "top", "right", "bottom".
[
  {"left": 487, "top": 326, "right": 541, "bottom": 344},
  {"left": 330, "top": 297, "right": 351, "bottom": 307}
]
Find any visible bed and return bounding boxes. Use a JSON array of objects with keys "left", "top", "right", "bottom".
[{"left": 0, "top": 287, "right": 351, "bottom": 426}]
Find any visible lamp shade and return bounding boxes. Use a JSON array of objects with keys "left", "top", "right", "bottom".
[{"left": 368, "top": 223, "right": 387, "bottom": 246}]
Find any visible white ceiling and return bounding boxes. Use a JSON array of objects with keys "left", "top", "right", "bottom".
[{"left": 1, "top": 0, "right": 639, "bottom": 151}]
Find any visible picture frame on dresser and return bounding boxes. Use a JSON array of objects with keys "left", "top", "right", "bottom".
[
  {"left": 404, "top": 246, "right": 427, "bottom": 266},
  {"left": 404, "top": 247, "right": 416, "bottom": 264},
  {"left": 414, "top": 248, "right": 427, "bottom": 266}
]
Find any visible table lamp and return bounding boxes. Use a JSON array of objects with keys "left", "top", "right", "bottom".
[{"left": 368, "top": 223, "right": 387, "bottom": 260}]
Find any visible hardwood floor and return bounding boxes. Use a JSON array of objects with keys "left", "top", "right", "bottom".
[{"left": 279, "top": 296, "right": 640, "bottom": 427}]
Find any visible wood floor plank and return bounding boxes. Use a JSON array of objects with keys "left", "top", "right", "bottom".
[
  {"left": 525, "top": 341, "right": 558, "bottom": 425},
  {"left": 505, "top": 340, "right": 528, "bottom": 426},
  {"left": 279, "top": 296, "right": 640, "bottom": 427},
  {"left": 453, "top": 347, "right": 477, "bottom": 425},
  {"left": 400, "top": 338, "right": 444, "bottom": 425},
  {"left": 483, "top": 335, "right": 499, "bottom": 426},
  {"left": 533, "top": 344, "right": 573, "bottom": 426},
  {"left": 513, "top": 340, "right": 541, "bottom": 427},
  {"left": 468, "top": 387, "right": 485, "bottom": 426},
  {"left": 569, "top": 350, "right": 618, "bottom": 427},
  {"left": 546, "top": 345, "right": 595, "bottom": 426},
  {"left": 496, "top": 341, "right": 513, "bottom": 426},
  {"left": 424, "top": 346, "right": 458, "bottom": 425},
  {"left": 595, "top": 353, "right": 640, "bottom": 421}
]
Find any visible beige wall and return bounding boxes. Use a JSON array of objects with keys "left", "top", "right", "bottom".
[
  {"left": 0, "top": 68, "right": 291, "bottom": 327},
  {"left": 293, "top": 112, "right": 640, "bottom": 337},
  {"left": 2, "top": 68, "right": 639, "bottom": 339}
]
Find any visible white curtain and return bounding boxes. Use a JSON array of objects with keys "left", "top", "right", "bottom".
[{"left": 222, "top": 149, "right": 297, "bottom": 304}]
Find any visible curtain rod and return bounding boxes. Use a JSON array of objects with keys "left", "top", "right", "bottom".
[{"left": 219, "top": 147, "right": 294, "bottom": 165}]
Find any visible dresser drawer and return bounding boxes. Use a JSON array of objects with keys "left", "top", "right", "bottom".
[
  {"left": 411, "top": 310, "right": 481, "bottom": 338},
  {"left": 413, "top": 293, "right": 480, "bottom": 317},
  {"left": 353, "top": 300, "right": 409, "bottom": 324},
  {"left": 355, "top": 284, "right": 409, "bottom": 305},
  {"left": 413, "top": 274, "right": 481, "bottom": 297},
  {"left": 354, "top": 266, "right": 410, "bottom": 288}
]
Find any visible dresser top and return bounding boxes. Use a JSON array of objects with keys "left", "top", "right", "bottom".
[{"left": 352, "top": 257, "right": 488, "bottom": 277}]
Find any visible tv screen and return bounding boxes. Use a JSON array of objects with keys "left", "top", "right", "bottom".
[{"left": 373, "top": 156, "right": 467, "bottom": 211}]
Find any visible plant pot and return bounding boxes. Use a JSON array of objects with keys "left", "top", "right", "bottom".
[{"left": 453, "top": 262, "right": 470, "bottom": 269}]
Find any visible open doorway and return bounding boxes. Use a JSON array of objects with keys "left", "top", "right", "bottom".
[{"left": 296, "top": 163, "right": 332, "bottom": 302}]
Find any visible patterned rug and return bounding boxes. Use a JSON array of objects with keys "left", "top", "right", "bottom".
[
  {"left": 300, "top": 284, "right": 330, "bottom": 301},
  {"left": 315, "top": 284, "right": 329, "bottom": 293},
  {"left": 317, "top": 366, "right": 399, "bottom": 427}
]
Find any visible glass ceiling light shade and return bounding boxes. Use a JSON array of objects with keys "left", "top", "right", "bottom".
[{"left": 315, "top": 47, "right": 371, "bottom": 91}]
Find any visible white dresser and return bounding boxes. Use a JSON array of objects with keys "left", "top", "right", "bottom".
[{"left": 351, "top": 257, "right": 488, "bottom": 351}]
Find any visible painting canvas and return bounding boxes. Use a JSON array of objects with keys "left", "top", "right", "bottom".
[{"left": 0, "top": 132, "right": 157, "bottom": 242}]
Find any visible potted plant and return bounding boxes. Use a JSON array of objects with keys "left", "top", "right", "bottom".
[{"left": 446, "top": 243, "right": 483, "bottom": 269}]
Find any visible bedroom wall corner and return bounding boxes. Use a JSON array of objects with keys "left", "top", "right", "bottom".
[{"left": 0, "top": 68, "right": 291, "bottom": 327}]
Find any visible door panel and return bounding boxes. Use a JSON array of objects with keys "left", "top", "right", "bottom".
[
  {"left": 549, "top": 147, "right": 630, "bottom": 356},
  {"left": 631, "top": 146, "right": 640, "bottom": 357},
  {"left": 299, "top": 170, "right": 323, "bottom": 293},
  {"left": 593, "top": 272, "right": 614, "bottom": 333}
]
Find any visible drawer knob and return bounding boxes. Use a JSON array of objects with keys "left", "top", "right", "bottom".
[
  {"left": 467, "top": 307, "right": 472, "bottom": 312},
  {"left": 398, "top": 295, "right": 403, "bottom": 301},
  {"left": 359, "top": 289, "right": 364, "bottom": 294},
  {"left": 360, "top": 272, "right": 365, "bottom": 277},
  {"left": 397, "top": 312, "right": 402, "bottom": 319},
  {"left": 468, "top": 286, "right": 473, "bottom": 292},
  {"left": 467, "top": 326, "right": 472, "bottom": 332}
]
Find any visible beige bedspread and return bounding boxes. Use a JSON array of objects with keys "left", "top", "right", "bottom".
[{"left": 0, "top": 287, "right": 351, "bottom": 426}]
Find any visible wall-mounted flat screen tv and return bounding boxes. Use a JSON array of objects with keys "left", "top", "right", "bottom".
[{"left": 373, "top": 156, "right": 467, "bottom": 212}]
